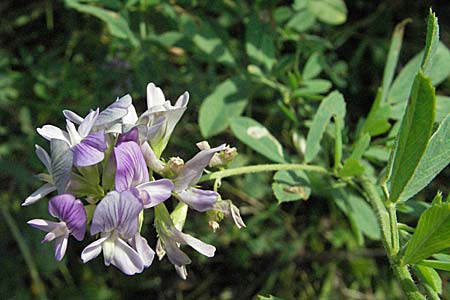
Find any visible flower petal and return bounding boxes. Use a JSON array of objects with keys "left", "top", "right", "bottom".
[
  {"left": 163, "top": 238, "right": 192, "bottom": 266},
  {"left": 175, "top": 187, "right": 218, "bottom": 212},
  {"left": 54, "top": 234, "right": 69, "bottom": 261},
  {"left": 175, "top": 265, "right": 188, "bottom": 280},
  {"left": 96, "top": 95, "right": 132, "bottom": 126},
  {"left": 35, "top": 144, "right": 52, "bottom": 173},
  {"left": 48, "top": 194, "right": 86, "bottom": 240},
  {"left": 122, "top": 102, "right": 138, "bottom": 125},
  {"left": 37, "top": 125, "right": 70, "bottom": 144},
  {"left": 78, "top": 108, "right": 99, "bottom": 138},
  {"left": 81, "top": 236, "right": 108, "bottom": 263},
  {"left": 50, "top": 139, "right": 73, "bottom": 194},
  {"left": 116, "top": 127, "right": 139, "bottom": 146},
  {"left": 66, "top": 120, "right": 82, "bottom": 145},
  {"left": 114, "top": 141, "right": 149, "bottom": 191},
  {"left": 137, "top": 179, "right": 173, "bottom": 208},
  {"left": 213, "top": 200, "right": 246, "bottom": 229},
  {"left": 141, "top": 142, "right": 165, "bottom": 173},
  {"left": 172, "top": 230, "right": 216, "bottom": 258},
  {"left": 175, "top": 91, "right": 189, "bottom": 108},
  {"left": 130, "top": 233, "right": 155, "bottom": 268},
  {"left": 27, "top": 219, "right": 60, "bottom": 232},
  {"left": 63, "top": 110, "right": 84, "bottom": 124},
  {"left": 90, "top": 191, "right": 142, "bottom": 239},
  {"left": 72, "top": 137, "right": 105, "bottom": 167},
  {"left": 147, "top": 83, "right": 166, "bottom": 108},
  {"left": 22, "top": 183, "right": 56, "bottom": 206},
  {"left": 82, "top": 130, "right": 107, "bottom": 151},
  {"left": 174, "top": 144, "right": 226, "bottom": 191},
  {"left": 112, "top": 238, "right": 144, "bottom": 275}
]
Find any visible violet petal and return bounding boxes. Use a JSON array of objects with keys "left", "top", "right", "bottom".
[
  {"left": 48, "top": 194, "right": 86, "bottom": 240},
  {"left": 136, "top": 179, "right": 174, "bottom": 208},
  {"left": 22, "top": 183, "right": 56, "bottom": 206},
  {"left": 112, "top": 237, "right": 144, "bottom": 275},
  {"left": 114, "top": 141, "right": 149, "bottom": 191},
  {"left": 175, "top": 187, "right": 218, "bottom": 212},
  {"left": 174, "top": 144, "right": 226, "bottom": 191}
]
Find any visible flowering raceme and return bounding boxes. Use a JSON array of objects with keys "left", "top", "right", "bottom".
[{"left": 23, "top": 83, "right": 245, "bottom": 277}]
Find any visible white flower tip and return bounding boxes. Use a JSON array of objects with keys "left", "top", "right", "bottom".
[{"left": 205, "top": 245, "right": 216, "bottom": 257}]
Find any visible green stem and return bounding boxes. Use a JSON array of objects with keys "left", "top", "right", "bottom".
[
  {"left": 388, "top": 202, "right": 400, "bottom": 255},
  {"left": 1, "top": 200, "right": 48, "bottom": 300},
  {"left": 199, "top": 164, "right": 329, "bottom": 183},
  {"left": 358, "top": 176, "right": 425, "bottom": 299}
]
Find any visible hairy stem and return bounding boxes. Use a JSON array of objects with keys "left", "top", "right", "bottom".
[
  {"left": 358, "top": 176, "right": 426, "bottom": 300},
  {"left": 199, "top": 164, "right": 328, "bottom": 183}
]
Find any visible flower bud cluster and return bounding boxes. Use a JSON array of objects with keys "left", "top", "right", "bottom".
[{"left": 23, "top": 83, "right": 244, "bottom": 276}]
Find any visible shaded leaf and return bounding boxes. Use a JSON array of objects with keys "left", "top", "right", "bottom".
[
  {"left": 305, "top": 91, "right": 346, "bottom": 163},
  {"left": 246, "top": 14, "right": 276, "bottom": 71},
  {"left": 272, "top": 170, "right": 311, "bottom": 203}
]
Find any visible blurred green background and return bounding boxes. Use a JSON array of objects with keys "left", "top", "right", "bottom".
[{"left": 1, "top": 1, "right": 449, "bottom": 299}]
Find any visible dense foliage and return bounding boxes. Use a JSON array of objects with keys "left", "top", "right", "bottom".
[{"left": 1, "top": 1, "right": 449, "bottom": 299}]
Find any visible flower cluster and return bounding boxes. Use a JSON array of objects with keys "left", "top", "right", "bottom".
[{"left": 24, "top": 83, "right": 244, "bottom": 276}]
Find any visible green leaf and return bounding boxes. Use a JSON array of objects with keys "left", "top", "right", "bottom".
[
  {"left": 380, "top": 19, "right": 409, "bottom": 103},
  {"left": 230, "top": 117, "right": 287, "bottom": 163},
  {"left": 303, "top": 52, "right": 322, "bottom": 80},
  {"left": 272, "top": 170, "right": 311, "bottom": 203},
  {"left": 339, "top": 158, "right": 365, "bottom": 177},
  {"left": 436, "top": 96, "right": 450, "bottom": 122},
  {"left": 414, "top": 265, "right": 442, "bottom": 294},
  {"left": 387, "top": 71, "right": 436, "bottom": 203},
  {"left": 258, "top": 295, "right": 285, "bottom": 300},
  {"left": 334, "top": 193, "right": 380, "bottom": 240},
  {"left": 286, "top": 10, "right": 316, "bottom": 32},
  {"left": 246, "top": 14, "right": 276, "bottom": 71},
  {"left": 65, "top": 0, "right": 139, "bottom": 47},
  {"left": 403, "top": 203, "right": 450, "bottom": 264},
  {"left": 182, "top": 17, "right": 235, "bottom": 66},
  {"left": 307, "top": 0, "right": 347, "bottom": 25},
  {"left": 398, "top": 114, "right": 450, "bottom": 202},
  {"left": 199, "top": 77, "right": 249, "bottom": 138},
  {"left": 421, "top": 10, "right": 439, "bottom": 75},
  {"left": 388, "top": 42, "right": 450, "bottom": 105},
  {"left": 419, "top": 260, "right": 450, "bottom": 272},
  {"left": 361, "top": 89, "right": 391, "bottom": 136},
  {"left": 305, "top": 91, "right": 346, "bottom": 163}
]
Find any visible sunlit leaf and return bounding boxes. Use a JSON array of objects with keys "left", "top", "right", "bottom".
[
  {"left": 246, "top": 14, "right": 276, "bottom": 71},
  {"left": 199, "top": 77, "right": 249, "bottom": 138},
  {"left": 230, "top": 117, "right": 287, "bottom": 163},
  {"left": 403, "top": 203, "right": 450, "bottom": 264},
  {"left": 272, "top": 170, "right": 311, "bottom": 203}
]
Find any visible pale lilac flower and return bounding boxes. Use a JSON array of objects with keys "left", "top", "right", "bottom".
[
  {"left": 155, "top": 204, "right": 215, "bottom": 279},
  {"left": 173, "top": 144, "right": 226, "bottom": 212},
  {"left": 80, "top": 191, "right": 152, "bottom": 275},
  {"left": 139, "top": 83, "right": 189, "bottom": 155},
  {"left": 37, "top": 109, "right": 107, "bottom": 167},
  {"left": 22, "top": 145, "right": 56, "bottom": 206},
  {"left": 63, "top": 94, "right": 132, "bottom": 131},
  {"left": 113, "top": 135, "right": 173, "bottom": 208},
  {"left": 27, "top": 194, "right": 86, "bottom": 261}
]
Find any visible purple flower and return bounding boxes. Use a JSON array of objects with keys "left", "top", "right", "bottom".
[
  {"left": 173, "top": 144, "right": 226, "bottom": 212},
  {"left": 139, "top": 83, "right": 189, "bottom": 155},
  {"left": 80, "top": 191, "right": 153, "bottom": 275},
  {"left": 27, "top": 194, "right": 86, "bottom": 261},
  {"left": 154, "top": 204, "right": 215, "bottom": 279},
  {"left": 114, "top": 139, "right": 173, "bottom": 208},
  {"left": 37, "top": 109, "right": 107, "bottom": 167}
]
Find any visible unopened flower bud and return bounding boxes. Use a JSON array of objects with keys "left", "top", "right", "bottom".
[
  {"left": 168, "top": 157, "right": 184, "bottom": 173},
  {"left": 196, "top": 141, "right": 211, "bottom": 150},
  {"left": 209, "top": 146, "right": 238, "bottom": 167}
]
